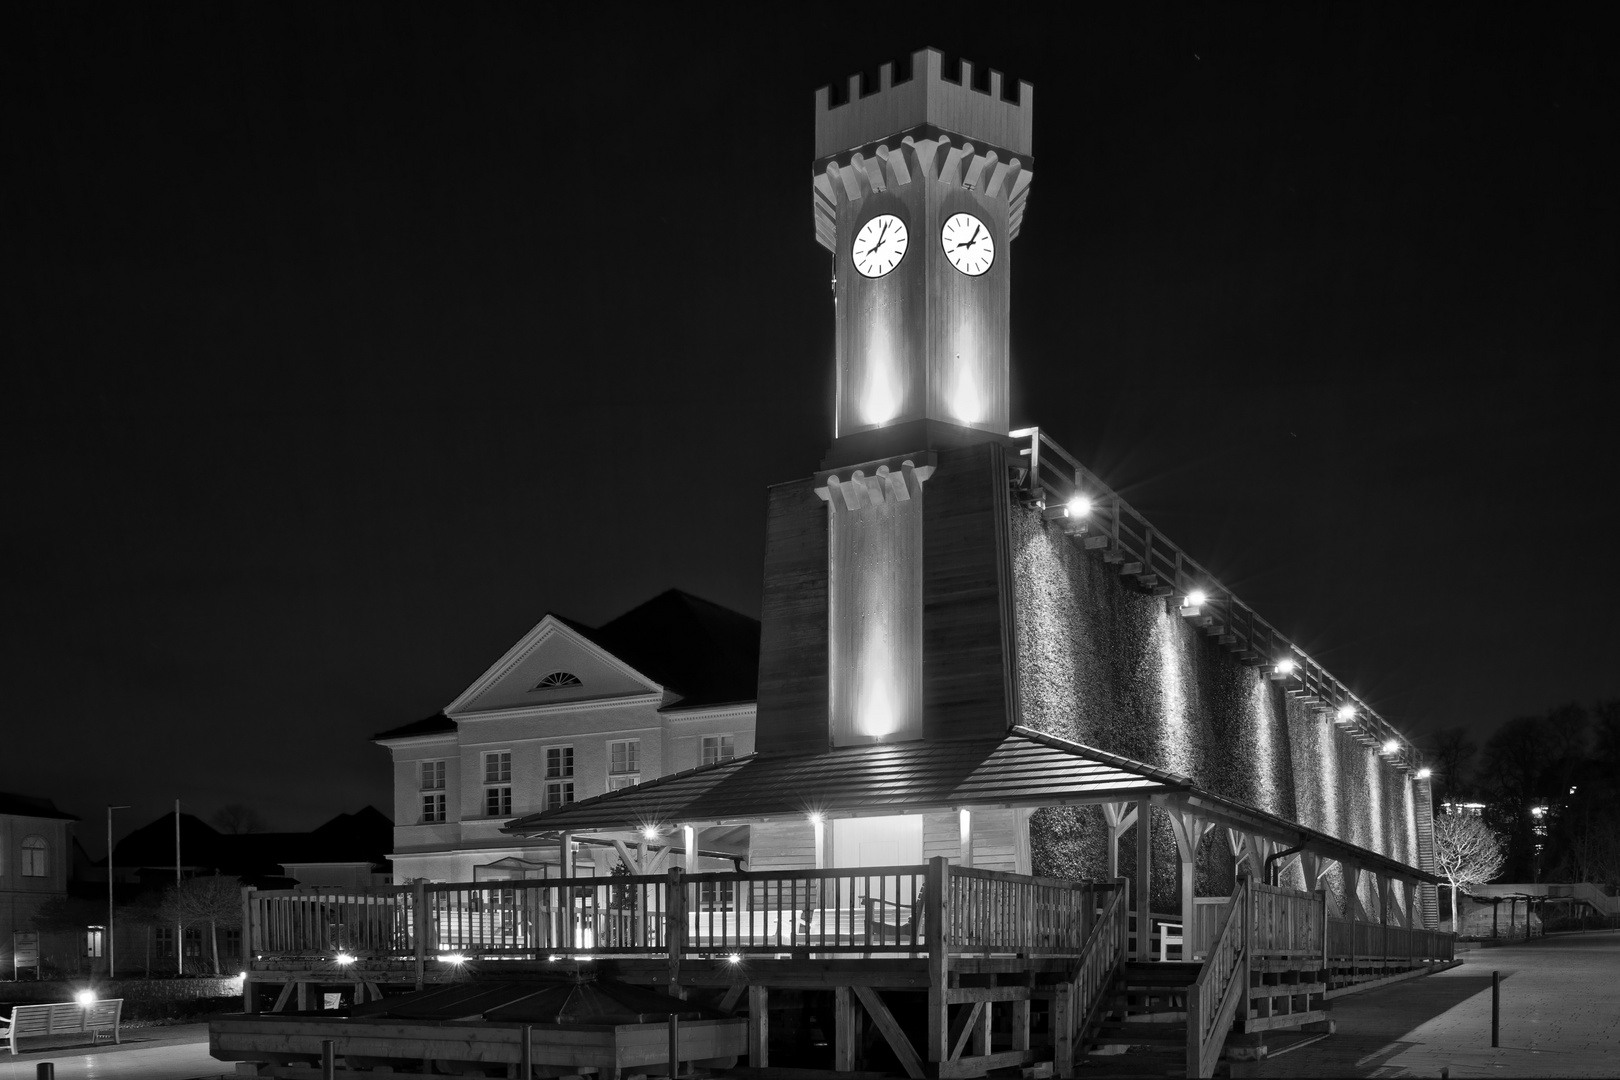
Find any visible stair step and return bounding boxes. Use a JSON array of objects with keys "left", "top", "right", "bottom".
[{"left": 1094, "top": 1024, "right": 1188, "bottom": 1045}]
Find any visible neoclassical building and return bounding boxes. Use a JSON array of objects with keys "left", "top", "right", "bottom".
[{"left": 374, "top": 589, "right": 759, "bottom": 884}]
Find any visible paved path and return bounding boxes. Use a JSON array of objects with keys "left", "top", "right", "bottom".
[
  {"left": 0, "top": 1024, "right": 228, "bottom": 1080},
  {"left": 1244, "top": 931, "right": 1620, "bottom": 1077}
]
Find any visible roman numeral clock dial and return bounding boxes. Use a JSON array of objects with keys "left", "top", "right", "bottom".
[
  {"left": 852, "top": 214, "right": 908, "bottom": 278},
  {"left": 941, "top": 212, "right": 995, "bottom": 276}
]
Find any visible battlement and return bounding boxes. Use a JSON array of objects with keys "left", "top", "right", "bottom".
[{"left": 814, "top": 48, "right": 1033, "bottom": 161}]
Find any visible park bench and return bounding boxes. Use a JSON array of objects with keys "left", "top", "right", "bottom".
[{"left": 1, "top": 999, "right": 123, "bottom": 1054}]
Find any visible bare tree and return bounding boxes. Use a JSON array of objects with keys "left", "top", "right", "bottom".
[
  {"left": 1434, "top": 813, "right": 1506, "bottom": 933},
  {"left": 159, "top": 874, "right": 244, "bottom": 974},
  {"left": 210, "top": 804, "right": 268, "bottom": 834}
]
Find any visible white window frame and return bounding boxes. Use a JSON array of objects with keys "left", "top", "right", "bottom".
[
  {"left": 21, "top": 836, "right": 47, "bottom": 877},
  {"left": 420, "top": 760, "right": 446, "bottom": 791},
  {"left": 545, "top": 745, "right": 575, "bottom": 810},
  {"left": 608, "top": 739, "right": 640, "bottom": 791},
  {"left": 701, "top": 734, "right": 735, "bottom": 767},
  {"left": 421, "top": 791, "right": 447, "bottom": 823},
  {"left": 484, "top": 750, "right": 513, "bottom": 817}
]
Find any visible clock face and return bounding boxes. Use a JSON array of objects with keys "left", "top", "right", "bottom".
[
  {"left": 941, "top": 213, "right": 995, "bottom": 276},
  {"left": 852, "top": 214, "right": 909, "bottom": 278}
]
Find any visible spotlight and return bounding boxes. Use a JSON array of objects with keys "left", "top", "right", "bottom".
[
  {"left": 808, "top": 812, "right": 823, "bottom": 826},
  {"left": 1275, "top": 658, "right": 1296, "bottom": 676},
  {"left": 335, "top": 953, "right": 355, "bottom": 966},
  {"left": 728, "top": 953, "right": 743, "bottom": 965},
  {"left": 1186, "top": 590, "right": 1207, "bottom": 608},
  {"left": 1067, "top": 495, "right": 1091, "bottom": 517},
  {"left": 441, "top": 953, "right": 466, "bottom": 965},
  {"left": 1336, "top": 705, "right": 1356, "bottom": 722},
  {"left": 642, "top": 826, "right": 660, "bottom": 841},
  {"left": 1382, "top": 740, "right": 1399, "bottom": 755},
  {"left": 1416, "top": 768, "right": 1431, "bottom": 780},
  {"left": 75, "top": 989, "right": 97, "bottom": 1006}
]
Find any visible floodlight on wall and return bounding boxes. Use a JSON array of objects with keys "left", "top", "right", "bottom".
[
  {"left": 1068, "top": 495, "right": 1092, "bottom": 517},
  {"left": 442, "top": 953, "right": 467, "bottom": 966},
  {"left": 1186, "top": 590, "right": 1208, "bottom": 608},
  {"left": 335, "top": 953, "right": 356, "bottom": 966},
  {"left": 1381, "top": 740, "right": 1399, "bottom": 755},
  {"left": 1275, "top": 658, "right": 1297, "bottom": 676},
  {"left": 1336, "top": 705, "right": 1357, "bottom": 723},
  {"left": 1416, "top": 768, "right": 1432, "bottom": 780}
]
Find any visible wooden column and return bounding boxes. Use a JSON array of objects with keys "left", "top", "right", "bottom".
[
  {"left": 559, "top": 831, "right": 573, "bottom": 879},
  {"left": 1134, "top": 799, "right": 1151, "bottom": 961},
  {"left": 1163, "top": 801, "right": 1211, "bottom": 962},
  {"left": 958, "top": 808, "right": 974, "bottom": 867},
  {"left": 835, "top": 985, "right": 859, "bottom": 1071},
  {"left": 924, "top": 856, "right": 950, "bottom": 1064},
  {"left": 667, "top": 866, "right": 687, "bottom": 999},
  {"left": 1101, "top": 802, "right": 1135, "bottom": 880},
  {"left": 746, "top": 985, "right": 769, "bottom": 1067},
  {"left": 684, "top": 825, "right": 697, "bottom": 874},
  {"left": 412, "top": 879, "right": 426, "bottom": 992}
]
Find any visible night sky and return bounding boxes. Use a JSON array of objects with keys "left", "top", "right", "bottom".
[{"left": 5, "top": 4, "right": 1615, "bottom": 854}]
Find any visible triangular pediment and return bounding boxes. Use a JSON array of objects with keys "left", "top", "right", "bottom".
[{"left": 445, "top": 615, "right": 662, "bottom": 717}]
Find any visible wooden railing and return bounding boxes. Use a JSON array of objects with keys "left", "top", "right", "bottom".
[
  {"left": 1326, "top": 917, "right": 1454, "bottom": 964},
  {"left": 1010, "top": 426, "right": 1415, "bottom": 760},
  {"left": 1250, "top": 882, "right": 1322, "bottom": 957},
  {"left": 1186, "top": 878, "right": 1249, "bottom": 1080},
  {"left": 245, "top": 860, "right": 1119, "bottom": 964},
  {"left": 1054, "top": 881, "right": 1128, "bottom": 1073}
]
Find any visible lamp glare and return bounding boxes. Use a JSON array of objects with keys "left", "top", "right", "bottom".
[
  {"left": 642, "top": 826, "right": 660, "bottom": 841},
  {"left": 1276, "top": 658, "right": 1296, "bottom": 675},
  {"left": 1416, "top": 768, "right": 1431, "bottom": 779},
  {"left": 336, "top": 952, "right": 355, "bottom": 966},
  {"left": 1336, "top": 705, "right": 1356, "bottom": 722},
  {"left": 75, "top": 989, "right": 97, "bottom": 1006},
  {"left": 1382, "top": 740, "right": 1399, "bottom": 755},
  {"left": 1187, "top": 590, "right": 1207, "bottom": 608},
  {"left": 1067, "top": 496, "right": 1091, "bottom": 517}
]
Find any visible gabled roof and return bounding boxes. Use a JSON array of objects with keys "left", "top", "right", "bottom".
[
  {"left": 373, "top": 710, "right": 456, "bottom": 742},
  {"left": 580, "top": 590, "right": 761, "bottom": 710},
  {"left": 110, "top": 807, "right": 393, "bottom": 883},
  {"left": 503, "top": 727, "right": 1191, "bottom": 833},
  {"left": 0, "top": 792, "right": 78, "bottom": 821}
]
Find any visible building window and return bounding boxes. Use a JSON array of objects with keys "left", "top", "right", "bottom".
[
  {"left": 546, "top": 746, "right": 575, "bottom": 810},
  {"left": 484, "top": 751, "right": 512, "bottom": 817},
  {"left": 21, "top": 836, "right": 47, "bottom": 877},
  {"left": 156, "top": 927, "right": 175, "bottom": 958},
  {"left": 701, "top": 735, "right": 735, "bottom": 767},
  {"left": 184, "top": 926, "right": 203, "bottom": 957},
  {"left": 699, "top": 879, "right": 736, "bottom": 909},
  {"left": 85, "top": 926, "right": 105, "bottom": 958},
  {"left": 532, "top": 671, "right": 582, "bottom": 691},
  {"left": 608, "top": 739, "right": 640, "bottom": 791},
  {"left": 421, "top": 759, "right": 447, "bottom": 822},
  {"left": 224, "top": 928, "right": 242, "bottom": 957}
]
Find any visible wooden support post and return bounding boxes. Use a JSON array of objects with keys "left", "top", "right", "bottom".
[
  {"left": 747, "top": 985, "right": 768, "bottom": 1067},
  {"left": 970, "top": 998, "right": 991, "bottom": 1057},
  {"left": 1101, "top": 802, "right": 1135, "bottom": 881},
  {"left": 667, "top": 866, "right": 686, "bottom": 999},
  {"left": 560, "top": 831, "right": 573, "bottom": 880},
  {"left": 1163, "top": 801, "right": 1209, "bottom": 961},
  {"left": 1053, "top": 981, "right": 1075, "bottom": 1078},
  {"left": 684, "top": 825, "right": 697, "bottom": 874},
  {"left": 835, "top": 985, "right": 859, "bottom": 1072},
  {"left": 959, "top": 808, "right": 974, "bottom": 868},
  {"left": 925, "top": 856, "right": 950, "bottom": 1065},
  {"left": 853, "top": 985, "right": 926, "bottom": 1079},
  {"left": 412, "top": 879, "right": 426, "bottom": 992},
  {"left": 1135, "top": 799, "right": 1151, "bottom": 961}
]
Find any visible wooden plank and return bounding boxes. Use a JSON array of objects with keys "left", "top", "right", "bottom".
[
  {"left": 852, "top": 985, "right": 926, "bottom": 1080},
  {"left": 835, "top": 986, "right": 859, "bottom": 1072},
  {"left": 937, "top": 1050, "right": 1036, "bottom": 1078},
  {"left": 747, "top": 985, "right": 768, "bottom": 1067},
  {"left": 947, "top": 1000, "right": 984, "bottom": 1061}
]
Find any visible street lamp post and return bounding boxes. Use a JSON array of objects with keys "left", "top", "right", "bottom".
[{"left": 107, "top": 804, "right": 130, "bottom": 979}]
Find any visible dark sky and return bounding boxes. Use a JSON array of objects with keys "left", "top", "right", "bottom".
[{"left": 4, "top": 4, "right": 1615, "bottom": 854}]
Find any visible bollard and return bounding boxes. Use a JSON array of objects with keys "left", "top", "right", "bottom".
[
  {"left": 668, "top": 1013, "right": 680, "bottom": 1078},
  {"left": 1491, "top": 970, "right": 1500, "bottom": 1047},
  {"left": 36, "top": 1064, "right": 55, "bottom": 1080},
  {"left": 322, "top": 1037, "right": 336, "bottom": 1080},
  {"left": 522, "top": 1023, "right": 532, "bottom": 1079}
]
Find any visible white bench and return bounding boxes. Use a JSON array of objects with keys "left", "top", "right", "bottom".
[
  {"left": 1, "top": 999, "right": 123, "bottom": 1054},
  {"left": 1157, "top": 920, "right": 1185, "bottom": 962}
]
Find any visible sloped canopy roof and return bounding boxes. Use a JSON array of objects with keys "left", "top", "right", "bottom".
[{"left": 503, "top": 727, "right": 1191, "bottom": 833}]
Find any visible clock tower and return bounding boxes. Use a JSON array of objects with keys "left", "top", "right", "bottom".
[
  {"left": 814, "top": 49, "right": 1034, "bottom": 467},
  {"left": 755, "top": 50, "right": 1032, "bottom": 759}
]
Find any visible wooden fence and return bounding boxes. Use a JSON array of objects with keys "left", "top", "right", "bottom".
[{"left": 245, "top": 861, "right": 1121, "bottom": 963}]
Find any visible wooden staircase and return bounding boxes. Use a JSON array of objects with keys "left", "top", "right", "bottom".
[{"left": 1078, "top": 961, "right": 1210, "bottom": 1077}]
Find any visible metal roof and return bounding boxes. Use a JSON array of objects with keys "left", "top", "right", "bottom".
[{"left": 503, "top": 727, "right": 1192, "bottom": 834}]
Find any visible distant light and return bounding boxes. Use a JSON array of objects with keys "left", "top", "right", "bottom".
[
  {"left": 1569, "top": 786, "right": 1577, "bottom": 794},
  {"left": 1382, "top": 740, "right": 1399, "bottom": 755},
  {"left": 1530, "top": 806, "right": 1547, "bottom": 818},
  {"left": 1187, "top": 590, "right": 1207, "bottom": 608},
  {"left": 1067, "top": 495, "right": 1091, "bottom": 517},
  {"left": 75, "top": 989, "right": 97, "bottom": 1006},
  {"left": 728, "top": 953, "right": 743, "bottom": 965},
  {"left": 1416, "top": 768, "right": 1431, "bottom": 780},
  {"left": 335, "top": 952, "right": 355, "bottom": 966},
  {"left": 1275, "top": 658, "right": 1296, "bottom": 675},
  {"left": 441, "top": 953, "right": 466, "bottom": 966},
  {"left": 1336, "top": 705, "right": 1356, "bottom": 722},
  {"left": 642, "top": 826, "right": 660, "bottom": 842}
]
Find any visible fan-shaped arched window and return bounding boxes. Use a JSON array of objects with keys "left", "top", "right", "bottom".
[
  {"left": 21, "top": 836, "right": 47, "bottom": 877},
  {"left": 532, "top": 671, "right": 582, "bottom": 691}
]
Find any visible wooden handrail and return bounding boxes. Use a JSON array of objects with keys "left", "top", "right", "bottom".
[{"left": 1186, "top": 877, "right": 1249, "bottom": 1080}]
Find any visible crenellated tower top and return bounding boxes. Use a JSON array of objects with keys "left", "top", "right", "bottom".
[{"left": 814, "top": 48, "right": 1033, "bottom": 162}]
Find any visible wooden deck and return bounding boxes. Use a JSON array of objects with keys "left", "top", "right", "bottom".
[{"left": 229, "top": 861, "right": 1453, "bottom": 1078}]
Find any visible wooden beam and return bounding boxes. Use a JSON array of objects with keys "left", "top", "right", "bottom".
[
  {"left": 948, "top": 1000, "right": 985, "bottom": 1061},
  {"left": 1135, "top": 799, "right": 1151, "bottom": 961},
  {"left": 718, "top": 983, "right": 745, "bottom": 1014},
  {"left": 853, "top": 985, "right": 926, "bottom": 1079},
  {"left": 924, "top": 857, "right": 950, "bottom": 1065},
  {"left": 271, "top": 981, "right": 296, "bottom": 1013},
  {"left": 746, "top": 985, "right": 768, "bottom": 1067},
  {"left": 835, "top": 985, "right": 859, "bottom": 1072}
]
